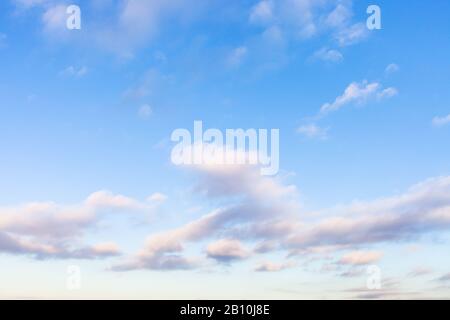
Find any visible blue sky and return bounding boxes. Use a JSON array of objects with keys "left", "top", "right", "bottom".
[{"left": 0, "top": 0, "right": 450, "bottom": 299}]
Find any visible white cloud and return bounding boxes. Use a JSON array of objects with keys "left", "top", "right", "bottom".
[
  {"left": 312, "top": 47, "right": 343, "bottom": 63},
  {"left": 249, "top": 0, "right": 274, "bottom": 25},
  {"left": 85, "top": 190, "right": 146, "bottom": 210},
  {"left": 325, "top": 3, "right": 352, "bottom": 28},
  {"left": 297, "top": 124, "right": 328, "bottom": 139},
  {"left": 206, "top": 239, "right": 250, "bottom": 262},
  {"left": 432, "top": 114, "right": 450, "bottom": 127},
  {"left": 335, "top": 23, "right": 369, "bottom": 47},
  {"left": 286, "top": 176, "right": 450, "bottom": 251},
  {"left": 385, "top": 63, "right": 400, "bottom": 75},
  {"left": 112, "top": 161, "right": 298, "bottom": 271},
  {"left": 138, "top": 104, "right": 153, "bottom": 119},
  {"left": 0, "top": 190, "right": 164, "bottom": 259},
  {"left": 320, "top": 80, "right": 398, "bottom": 115},
  {"left": 60, "top": 66, "right": 88, "bottom": 78},
  {"left": 377, "top": 87, "right": 398, "bottom": 99},
  {"left": 227, "top": 46, "right": 248, "bottom": 67},
  {"left": 147, "top": 192, "right": 168, "bottom": 203},
  {"left": 12, "top": 0, "right": 50, "bottom": 8},
  {"left": 338, "top": 250, "right": 383, "bottom": 265},
  {"left": 42, "top": 4, "right": 67, "bottom": 34},
  {"left": 408, "top": 267, "right": 433, "bottom": 278},
  {"left": 255, "top": 261, "right": 295, "bottom": 272},
  {"left": 248, "top": 0, "right": 367, "bottom": 47}
]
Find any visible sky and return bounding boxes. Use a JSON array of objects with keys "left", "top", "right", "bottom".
[{"left": 0, "top": 0, "right": 450, "bottom": 300}]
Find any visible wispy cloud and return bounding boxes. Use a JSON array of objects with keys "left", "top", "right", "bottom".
[
  {"left": 312, "top": 47, "right": 343, "bottom": 63},
  {"left": 227, "top": 46, "right": 248, "bottom": 68},
  {"left": 255, "top": 261, "right": 295, "bottom": 272},
  {"left": 385, "top": 63, "right": 400, "bottom": 75},
  {"left": 60, "top": 66, "right": 88, "bottom": 78},
  {"left": 320, "top": 80, "right": 398, "bottom": 115},
  {"left": 338, "top": 250, "right": 383, "bottom": 265},
  {"left": 297, "top": 124, "right": 329, "bottom": 139},
  {"left": 335, "top": 23, "right": 369, "bottom": 47},
  {"left": 138, "top": 104, "right": 153, "bottom": 119}
]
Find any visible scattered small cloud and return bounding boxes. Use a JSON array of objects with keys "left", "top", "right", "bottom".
[
  {"left": 138, "top": 104, "right": 153, "bottom": 119},
  {"left": 249, "top": 0, "right": 274, "bottom": 25},
  {"left": 255, "top": 261, "right": 295, "bottom": 272},
  {"left": 385, "top": 63, "right": 400, "bottom": 75},
  {"left": 408, "top": 267, "right": 433, "bottom": 278},
  {"left": 377, "top": 87, "right": 398, "bottom": 99},
  {"left": 432, "top": 114, "right": 450, "bottom": 127},
  {"left": 338, "top": 250, "right": 383, "bottom": 265},
  {"left": 335, "top": 23, "right": 370, "bottom": 47},
  {"left": 339, "top": 267, "right": 366, "bottom": 278},
  {"left": 297, "top": 124, "right": 328, "bottom": 139},
  {"left": 312, "top": 47, "right": 343, "bottom": 63},
  {"left": 42, "top": 4, "right": 69, "bottom": 36},
  {"left": 325, "top": 3, "right": 352, "bottom": 29},
  {"left": 227, "top": 46, "right": 248, "bottom": 68},
  {"left": 60, "top": 66, "right": 88, "bottom": 78},
  {"left": 320, "top": 80, "right": 398, "bottom": 115}
]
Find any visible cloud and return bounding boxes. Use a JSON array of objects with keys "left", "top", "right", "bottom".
[
  {"left": 377, "top": 87, "right": 398, "bottom": 99},
  {"left": 338, "top": 250, "right": 383, "bottom": 265},
  {"left": 335, "top": 23, "right": 369, "bottom": 47},
  {"left": 85, "top": 190, "right": 147, "bottom": 211},
  {"left": 12, "top": 0, "right": 206, "bottom": 56},
  {"left": 339, "top": 267, "right": 366, "bottom": 278},
  {"left": 147, "top": 192, "right": 168, "bottom": 203},
  {"left": 436, "top": 273, "right": 450, "bottom": 282},
  {"left": 324, "top": 3, "right": 352, "bottom": 28},
  {"left": 206, "top": 239, "right": 249, "bottom": 262},
  {"left": 286, "top": 176, "right": 450, "bottom": 251},
  {"left": 113, "top": 151, "right": 450, "bottom": 272},
  {"left": 255, "top": 261, "right": 295, "bottom": 272},
  {"left": 60, "top": 66, "right": 88, "bottom": 78},
  {"left": 320, "top": 80, "right": 398, "bottom": 115},
  {"left": 123, "top": 69, "right": 173, "bottom": 100},
  {"left": 227, "top": 46, "right": 248, "bottom": 68},
  {"left": 432, "top": 114, "right": 450, "bottom": 127},
  {"left": 408, "top": 267, "right": 433, "bottom": 278},
  {"left": 249, "top": 0, "right": 274, "bottom": 25},
  {"left": 0, "top": 190, "right": 164, "bottom": 259},
  {"left": 0, "top": 230, "right": 121, "bottom": 260},
  {"left": 297, "top": 124, "right": 328, "bottom": 139},
  {"left": 112, "top": 162, "right": 299, "bottom": 271},
  {"left": 12, "top": 0, "right": 50, "bottom": 8},
  {"left": 42, "top": 4, "right": 68, "bottom": 36},
  {"left": 138, "top": 104, "right": 153, "bottom": 119},
  {"left": 248, "top": 0, "right": 369, "bottom": 48},
  {"left": 67, "top": 242, "right": 121, "bottom": 259},
  {"left": 312, "top": 47, "right": 343, "bottom": 63},
  {"left": 385, "top": 63, "right": 400, "bottom": 75}
]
